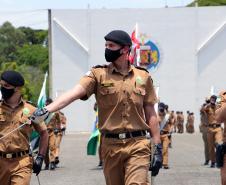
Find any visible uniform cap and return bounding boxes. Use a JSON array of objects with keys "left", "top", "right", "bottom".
[
  {"left": 104, "top": 30, "right": 132, "bottom": 47},
  {"left": 1, "top": 70, "right": 24, "bottom": 87},
  {"left": 210, "top": 95, "right": 217, "bottom": 100},
  {"left": 158, "top": 102, "right": 165, "bottom": 109}
]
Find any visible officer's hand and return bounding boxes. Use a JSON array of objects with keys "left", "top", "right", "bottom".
[
  {"left": 61, "top": 127, "right": 66, "bottom": 132},
  {"left": 54, "top": 129, "right": 59, "bottom": 135},
  {"left": 30, "top": 108, "right": 49, "bottom": 124},
  {"left": 33, "top": 154, "right": 44, "bottom": 175},
  {"left": 150, "top": 144, "right": 163, "bottom": 176}
]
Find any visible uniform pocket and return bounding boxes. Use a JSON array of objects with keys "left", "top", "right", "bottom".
[
  {"left": 98, "top": 87, "right": 118, "bottom": 107},
  {"left": 132, "top": 87, "right": 146, "bottom": 105}
]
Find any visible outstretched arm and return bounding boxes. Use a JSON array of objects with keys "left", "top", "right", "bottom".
[{"left": 46, "top": 84, "right": 86, "bottom": 113}]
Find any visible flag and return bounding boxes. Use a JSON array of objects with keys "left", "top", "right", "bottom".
[
  {"left": 130, "top": 23, "right": 140, "bottom": 65},
  {"left": 37, "top": 72, "right": 48, "bottom": 108},
  {"left": 87, "top": 110, "right": 100, "bottom": 155},
  {"left": 30, "top": 72, "right": 48, "bottom": 154},
  {"left": 210, "top": 86, "right": 216, "bottom": 95}
]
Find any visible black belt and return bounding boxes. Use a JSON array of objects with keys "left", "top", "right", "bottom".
[
  {"left": 104, "top": 130, "right": 147, "bottom": 139},
  {"left": 208, "top": 124, "right": 221, "bottom": 128},
  {"left": 0, "top": 150, "right": 29, "bottom": 159}
]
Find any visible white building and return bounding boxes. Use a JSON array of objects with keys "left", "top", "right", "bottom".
[{"left": 50, "top": 7, "right": 226, "bottom": 131}]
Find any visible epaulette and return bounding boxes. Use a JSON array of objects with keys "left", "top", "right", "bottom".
[
  {"left": 93, "top": 65, "right": 107, "bottom": 68},
  {"left": 135, "top": 66, "right": 149, "bottom": 73}
]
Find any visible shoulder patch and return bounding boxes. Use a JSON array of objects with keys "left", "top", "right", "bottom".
[
  {"left": 135, "top": 66, "right": 149, "bottom": 73},
  {"left": 93, "top": 65, "right": 107, "bottom": 68}
]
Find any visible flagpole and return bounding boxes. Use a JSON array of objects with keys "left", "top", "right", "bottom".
[{"left": 135, "top": 23, "right": 140, "bottom": 67}]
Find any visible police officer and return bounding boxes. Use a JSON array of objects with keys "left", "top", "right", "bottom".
[
  {"left": 200, "top": 101, "right": 210, "bottom": 165},
  {"left": 54, "top": 111, "right": 67, "bottom": 166},
  {"left": 202, "top": 95, "right": 223, "bottom": 168},
  {"left": 215, "top": 90, "right": 226, "bottom": 185},
  {"left": 186, "top": 111, "right": 194, "bottom": 134},
  {"left": 44, "top": 98, "right": 61, "bottom": 170},
  {"left": 158, "top": 102, "right": 172, "bottom": 169},
  {"left": 176, "top": 111, "right": 184, "bottom": 133},
  {"left": 31, "top": 30, "right": 162, "bottom": 185},
  {"left": 0, "top": 70, "right": 48, "bottom": 184}
]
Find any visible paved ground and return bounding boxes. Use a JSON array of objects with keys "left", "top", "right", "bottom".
[{"left": 31, "top": 133, "right": 221, "bottom": 185}]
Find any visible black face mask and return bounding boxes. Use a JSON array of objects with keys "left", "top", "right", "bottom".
[
  {"left": 105, "top": 48, "right": 122, "bottom": 62},
  {"left": 0, "top": 86, "right": 15, "bottom": 100}
]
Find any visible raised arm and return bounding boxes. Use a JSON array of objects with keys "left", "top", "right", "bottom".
[{"left": 46, "top": 84, "right": 86, "bottom": 113}]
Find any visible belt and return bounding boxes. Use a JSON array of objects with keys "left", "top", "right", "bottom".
[
  {"left": 208, "top": 124, "right": 221, "bottom": 128},
  {"left": 0, "top": 150, "right": 29, "bottom": 159},
  {"left": 160, "top": 130, "right": 169, "bottom": 135},
  {"left": 104, "top": 130, "right": 147, "bottom": 139}
]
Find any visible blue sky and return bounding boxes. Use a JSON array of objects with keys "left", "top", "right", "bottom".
[{"left": 0, "top": 0, "right": 194, "bottom": 29}]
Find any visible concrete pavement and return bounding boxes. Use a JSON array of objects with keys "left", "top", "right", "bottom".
[{"left": 31, "top": 133, "right": 220, "bottom": 185}]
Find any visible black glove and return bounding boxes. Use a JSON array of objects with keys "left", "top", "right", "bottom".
[
  {"left": 216, "top": 143, "right": 225, "bottom": 168},
  {"left": 150, "top": 143, "right": 163, "bottom": 176},
  {"left": 54, "top": 129, "right": 59, "bottom": 135},
  {"left": 33, "top": 154, "right": 44, "bottom": 175},
  {"left": 61, "top": 127, "right": 66, "bottom": 132},
  {"left": 30, "top": 108, "right": 49, "bottom": 124}
]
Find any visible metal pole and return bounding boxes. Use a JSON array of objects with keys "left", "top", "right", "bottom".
[
  {"left": 37, "top": 175, "right": 41, "bottom": 185},
  {"left": 48, "top": 9, "right": 53, "bottom": 98}
]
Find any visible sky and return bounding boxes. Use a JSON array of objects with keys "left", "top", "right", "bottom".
[{"left": 0, "top": 0, "right": 194, "bottom": 29}]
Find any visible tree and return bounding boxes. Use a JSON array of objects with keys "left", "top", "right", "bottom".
[
  {"left": 0, "top": 21, "right": 49, "bottom": 103},
  {"left": 0, "top": 22, "right": 26, "bottom": 63},
  {"left": 188, "top": 0, "right": 226, "bottom": 6},
  {"left": 16, "top": 44, "right": 48, "bottom": 72},
  {"left": 18, "top": 27, "right": 48, "bottom": 45}
]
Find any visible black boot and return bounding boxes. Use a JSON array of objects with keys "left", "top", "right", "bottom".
[
  {"left": 50, "top": 162, "right": 55, "bottom": 170},
  {"left": 204, "top": 160, "right": 209, "bottom": 165},
  {"left": 210, "top": 162, "right": 215, "bottom": 168},
  {"left": 55, "top": 157, "right": 60, "bottom": 166},
  {"left": 44, "top": 164, "right": 49, "bottom": 170}
]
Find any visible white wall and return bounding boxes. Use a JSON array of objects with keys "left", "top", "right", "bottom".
[{"left": 51, "top": 7, "right": 226, "bottom": 131}]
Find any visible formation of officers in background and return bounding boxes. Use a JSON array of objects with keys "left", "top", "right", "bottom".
[
  {"left": 44, "top": 98, "right": 67, "bottom": 170},
  {"left": 153, "top": 102, "right": 195, "bottom": 169}
]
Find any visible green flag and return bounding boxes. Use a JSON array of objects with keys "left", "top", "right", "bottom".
[
  {"left": 87, "top": 110, "right": 100, "bottom": 155},
  {"left": 37, "top": 72, "right": 48, "bottom": 108},
  {"left": 30, "top": 72, "right": 48, "bottom": 153}
]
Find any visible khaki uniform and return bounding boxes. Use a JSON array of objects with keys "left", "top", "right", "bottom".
[
  {"left": 79, "top": 63, "right": 157, "bottom": 185},
  {"left": 55, "top": 113, "right": 66, "bottom": 158},
  {"left": 159, "top": 113, "right": 172, "bottom": 167},
  {"left": 200, "top": 107, "right": 209, "bottom": 163},
  {"left": 203, "top": 104, "right": 223, "bottom": 163},
  {"left": 177, "top": 113, "right": 184, "bottom": 133},
  {"left": 186, "top": 114, "right": 194, "bottom": 133},
  {"left": 0, "top": 100, "right": 46, "bottom": 185},
  {"left": 45, "top": 112, "right": 61, "bottom": 165}
]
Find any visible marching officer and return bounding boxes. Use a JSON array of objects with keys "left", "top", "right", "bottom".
[
  {"left": 44, "top": 98, "right": 61, "bottom": 170},
  {"left": 0, "top": 70, "right": 48, "bottom": 184},
  {"left": 186, "top": 111, "right": 195, "bottom": 134},
  {"left": 54, "top": 111, "right": 67, "bottom": 166},
  {"left": 31, "top": 30, "right": 162, "bottom": 185},
  {"left": 200, "top": 102, "right": 210, "bottom": 165},
  {"left": 158, "top": 102, "right": 173, "bottom": 169},
  {"left": 177, "top": 111, "right": 184, "bottom": 133},
  {"left": 202, "top": 95, "right": 223, "bottom": 168}
]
